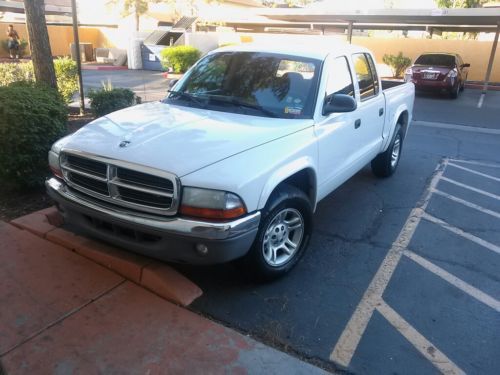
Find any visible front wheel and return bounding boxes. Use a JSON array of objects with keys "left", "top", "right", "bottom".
[
  {"left": 371, "top": 124, "right": 403, "bottom": 178},
  {"left": 240, "top": 185, "right": 313, "bottom": 281}
]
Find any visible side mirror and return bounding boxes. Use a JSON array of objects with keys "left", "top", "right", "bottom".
[
  {"left": 323, "top": 94, "right": 357, "bottom": 116},
  {"left": 462, "top": 63, "right": 470, "bottom": 68},
  {"left": 168, "top": 79, "right": 179, "bottom": 89}
]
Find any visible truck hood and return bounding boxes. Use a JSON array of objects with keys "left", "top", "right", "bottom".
[{"left": 62, "top": 102, "right": 313, "bottom": 177}]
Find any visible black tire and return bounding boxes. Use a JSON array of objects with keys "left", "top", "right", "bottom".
[
  {"left": 240, "top": 184, "right": 313, "bottom": 281},
  {"left": 371, "top": 124, "right": 403, "bottom": 178},
  {"left": 450, "top": 82, "right": 460, "bottom": 99}
]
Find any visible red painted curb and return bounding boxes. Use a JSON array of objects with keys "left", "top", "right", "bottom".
[
  {"left": 12, "top": 208, "right": 203, "bottom": 306},
  {"left": 10, "top": 211, "right": 57, "bottom": 237},
  {"left": 141, "top": 262, "right": 203, "bottom": 307},
  {"left": 82, "top": 65, "right": 128, "bottom": 71},
  {"left": 464, "top": 83, "right": 500, "bottom": 91}
]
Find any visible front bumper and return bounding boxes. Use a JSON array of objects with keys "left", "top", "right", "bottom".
[
  {"left": 409, "top": 78, "right": 455, "bottom": 91},
  {"left": 46, "top": 178, "right": 260, "bottom": 265}
]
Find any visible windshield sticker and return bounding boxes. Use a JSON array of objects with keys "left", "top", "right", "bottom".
[{"left": 284, "top": 106, "right": 302, "bottom": 115}]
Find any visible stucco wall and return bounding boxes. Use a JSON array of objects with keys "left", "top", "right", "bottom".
[
  {"left": 1, "top": 23, "right": 107, "bottom": 57},
  {"left": 352, "top": 36, "right": 500, "bottom": 82}
]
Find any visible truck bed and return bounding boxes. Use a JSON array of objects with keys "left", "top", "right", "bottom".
[{"left": 382, "top": 79, "right": 407, "bottom": 91}]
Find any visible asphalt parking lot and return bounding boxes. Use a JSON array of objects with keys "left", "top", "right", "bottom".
[
  {"left": 176, "top": 89, "right": 500, "bottom": 374},
  {"left": 81, "top": 69, "right": 499, "bottom": 373}
]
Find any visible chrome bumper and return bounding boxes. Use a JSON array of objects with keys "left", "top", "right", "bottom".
[{"left": 46, "top": 177, "right": 261, "bottom": 241}]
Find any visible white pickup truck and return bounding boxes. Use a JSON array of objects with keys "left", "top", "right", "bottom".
[{"left": 47, "top": 43, "right": 414, "bottom": 279}]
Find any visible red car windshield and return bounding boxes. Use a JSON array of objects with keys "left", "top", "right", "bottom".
[{"left": 414, "top": 54, "right": 455, "bottom": 67}]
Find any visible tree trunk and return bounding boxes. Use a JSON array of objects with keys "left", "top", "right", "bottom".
[
  {"left": 23, "top": 0, "right": 57, "bottom": 89},
  {"left": 135, "top": 10, "right": 140, "bottom": 31}
]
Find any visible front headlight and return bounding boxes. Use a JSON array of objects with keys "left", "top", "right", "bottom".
[
  {"left": 48, "top": 136, "right": 70, "bottom": 179},
  {"left": 180, "top": 187, "right": 247, "bottom": 220}
]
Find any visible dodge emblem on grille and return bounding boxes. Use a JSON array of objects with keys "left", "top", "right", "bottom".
[{"left": 119, "top": 140, "right": 131, "bottom": 148}]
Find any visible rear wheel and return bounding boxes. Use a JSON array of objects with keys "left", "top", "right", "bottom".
[
  {"left": 450, "top": 82, "right": 460, "bottom": 99},
  {"left": 240, "top": 185, "right": 312, "bottom": 281},
  {"left": 371, "top": 124, "right": 403, "bottom": 178}
]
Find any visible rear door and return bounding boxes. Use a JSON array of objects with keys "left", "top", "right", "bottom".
[{"left": 351, "top": 53, "right": 385, "bottom": 160}]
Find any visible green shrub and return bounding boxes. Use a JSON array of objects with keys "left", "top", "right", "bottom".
[
  {"left": 88, "top": 86, "right": 138, "bottom": 117},
  {"left": 160, "top": 46, "right": 201, "bottom": 73},
  {"left": 0, "top": 61, "right": 34, "bottom": 86},
  {"left": 0, "top": 58, "right": 78, "bottom": 102},
  {"left": 383, "top": 52, "right": 412, "bottom": 78},
  {"left": 1, "top": 39, "right": 29, "bottom": 58},
  {"left": 0, "top": 82, "right": 67, "bottom": 188},
  {"left": 54, "top": 57, "right": 79, "bottom": 103}
]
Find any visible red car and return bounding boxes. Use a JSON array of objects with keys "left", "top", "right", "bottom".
[{"left": 405, "top": 53, "right": 470, "bottom": 99}]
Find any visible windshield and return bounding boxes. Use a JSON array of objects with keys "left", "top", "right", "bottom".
[
  {"left": 414, "top": 54, "right": 455, "bottom": 67},
  {"left": 165, "top": 51, "right": 322, "bottom": 119}
]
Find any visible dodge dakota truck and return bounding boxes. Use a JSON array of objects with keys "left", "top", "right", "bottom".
[{"left": 47, "top": 43, "right": 415, "bottom": 279}]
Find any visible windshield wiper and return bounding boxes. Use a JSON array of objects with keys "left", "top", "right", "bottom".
[
  {"left": 230, "top": 99, "right": 278, "bottom": 118},
  {"left": 206, "top": 96, "right": 278, "bottom": 118},
  {"left": 167, "top": 90, "right": 206, "bottom": 108}
]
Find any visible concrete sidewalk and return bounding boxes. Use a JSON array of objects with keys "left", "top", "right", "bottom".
[{"left": 0, "top": 212, "right": 327, "bottom": 374}]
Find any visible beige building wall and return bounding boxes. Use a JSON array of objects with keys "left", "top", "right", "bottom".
[
  {"left": 1, "top": 23, "right": 106, "bottom": 57},
  {"left": 352, "top": 36, "right": 500, "bottom": 82}
]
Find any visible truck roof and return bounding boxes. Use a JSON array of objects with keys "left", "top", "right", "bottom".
[{"left": 212, "top": 41, "right": 370, "bottom": 60}]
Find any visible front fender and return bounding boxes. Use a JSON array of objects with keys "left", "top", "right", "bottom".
[{"left": 257, "top": 156, "right": 317, "bottom": 211}]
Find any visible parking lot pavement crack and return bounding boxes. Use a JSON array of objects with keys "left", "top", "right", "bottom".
[{"left": 0, "top": 279, "right": 126, "bottom": 358}]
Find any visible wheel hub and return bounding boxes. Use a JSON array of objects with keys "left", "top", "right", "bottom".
[{"left": 262, "top": 208, "right": 304, "bottom": 267}]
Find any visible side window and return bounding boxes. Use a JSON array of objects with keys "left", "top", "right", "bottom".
[
  {"left": 352, "top": 53, "right": 376, "bottom": 100},
  {"left": 325, "top": 56, "right": 354, "bottom": 98},
  {"left": 365, "top": 54, "right": 379, "bottom": 96}
]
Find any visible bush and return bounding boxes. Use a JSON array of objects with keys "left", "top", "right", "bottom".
[
  {"left": 160, "top": 46, "right": 201, "bottom": 73},
  {"left": 383, "top": 52, "right": 412, "bottom": 78},
  {"left": 0, "top": 61, "right": 34, "bottom": 86},
  {"left": 0, "top": 58, "right": 78, "bottom": 103},
  {"left": 54, "top": 57, "right": 79, "bottom": 103},
  {"left": 0, "top": 82, "right": 67, "bottom": 188},
  {"left": 88, "top": 86, "right": 138, "bottom": 117},
  {"left": 1, "top": 39, "right": 29, "bottom": 58}
]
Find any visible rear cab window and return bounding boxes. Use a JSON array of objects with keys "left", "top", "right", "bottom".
[{"left": 352, "top": 53, "right": 379, "bottom": 101}]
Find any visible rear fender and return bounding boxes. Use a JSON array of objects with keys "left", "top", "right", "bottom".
[{"left": 382, "top": 104, "right": 410, "bottom": 152}]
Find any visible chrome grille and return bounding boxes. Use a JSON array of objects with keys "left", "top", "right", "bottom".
[{"left": 60, "top": 152, "right": 179, "bottom": 216}]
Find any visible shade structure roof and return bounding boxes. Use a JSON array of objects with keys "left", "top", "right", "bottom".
[{"left": 259, "top": 8, "right": 500, "bottom": 26}]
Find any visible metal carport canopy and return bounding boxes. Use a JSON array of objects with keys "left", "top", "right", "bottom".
[{"left": 258, "top": 7, "right": 500, "bottom": 99}]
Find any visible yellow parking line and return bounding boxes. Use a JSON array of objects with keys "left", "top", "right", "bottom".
[
  {"left": 377, "top": 300, "right": 465, "bottom": 375},
  {"left": 404, "top": 250, "right": 500, "bottom": 312},
  {"left": 330, "top": 159, "right": 449, "bottom": 367},
  {"left": 447, "top": 162, "right": 500, "bottom": 183},
  {"left": 440, "top": 177, "right": 500, "bottom": 201},
  {"left": 449, "top": 159, "right": 500, "bottom": 169},
  {"left": 422, "top": 212, "right": 500, "bottom": 256},
  {"left": 433, "top": 189, "right": 500, "bottom": 220}
]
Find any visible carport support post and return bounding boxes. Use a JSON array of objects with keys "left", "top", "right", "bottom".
[
  {"left": 347, "top": 21, "right": 353, "bottom": 44},
  {"left": 480, "top": 23, "right": 499, "bottom": 100},
  {"left": 71, "top": 0, "right": 85, "bottom": 115}
]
